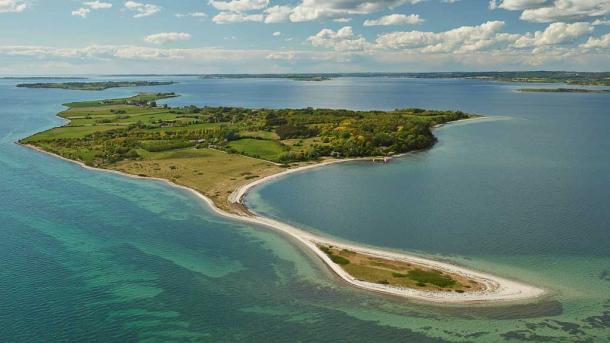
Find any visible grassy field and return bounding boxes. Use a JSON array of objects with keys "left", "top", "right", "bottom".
[
  {"left": 62, "top": 92, "right": 177, "bottom": 108},
  {"left": 319, "top": 245, "right": 483, "bottom": 292},
  {"left": 113, "top": 148, "right": 282, "bottom": 207},
  {"left": 26, "top": 125, "right": 121, "bottom": 140},
  {"left": 22, "top": 92, "right": 472, "bottom": 210},
  {"left": 228, "top": 139, "right": 286, "bottom": 162}
]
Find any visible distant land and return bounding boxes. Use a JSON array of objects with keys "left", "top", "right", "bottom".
[
  {"left": 202, "top": 74, "right": 334, "bottom": 81},
  {"left": 16, "top": 81, "right": 175, "bottom": 91},
  {"left": 6, "top": 72, "right": 609, "bottom": 85},
  {"left": 518, "top": 88, "right": 610, "bottom": 93},
  {"left": 2, "top": 76, "right": 87, "bottom": 80},
  {"left": 200, "top": 71, "right": 610, "bottom": 86}
]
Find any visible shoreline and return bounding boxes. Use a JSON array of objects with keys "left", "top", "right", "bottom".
[{"left": 19, "top": 116, "right": 546, "bottom": 305}]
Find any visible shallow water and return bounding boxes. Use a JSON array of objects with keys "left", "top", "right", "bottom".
[{"left": 1, "top": 77, "right": 609, "bottom": 342}]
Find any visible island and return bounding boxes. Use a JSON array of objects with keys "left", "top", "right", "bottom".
[
  {"left": 202, "top": 74, "right": 333, "bottom": 81},
  {"left": 20, "top": 92, "right": 545, "bottom": 303},
  {"left": 2, "top": 76, "right": 88, "bottom": 80},
  {"left": 517, "top": 88, "right": 610, "bottom": 93},
  {"left": 16, "top": 81, "right": 175, "bottom": 91}
]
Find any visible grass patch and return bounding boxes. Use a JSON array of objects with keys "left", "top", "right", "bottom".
[
  {"left": 319, "top": 245, "right": 350, "bottom": 265},
  {"left": 23, "top": 125, "right": 120, "bottom": 141},
  {"left": 407, "top": 269, "right": 456, "bottom": 288},
  {"left": 228, "top": 139, "right": 286, "bottom": 162},
  {"left": 112, "top": 147, "right": 281, "bottom": 210},
  {"left": 329, "top": 255, "right": 350, "bottom": 265},
  {"left": 316, "top": 245, "right": 478, "bottom": 292}
]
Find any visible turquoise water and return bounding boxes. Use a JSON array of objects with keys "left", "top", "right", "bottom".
[{"left": 1, "top": 77, "right": 609, "bottom": 342}]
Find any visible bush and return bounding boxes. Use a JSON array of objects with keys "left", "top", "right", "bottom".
[
  {"left": 141, "top": 140, "right": 196, "bottom": 152},
  {"left": 407, "top": 269, "right": 456, "bottom": 288},
  {"left": 329, "top": 255, "right": 350, "bottom": 265},
  {"left": 276, "top": 124, "right": 319, "bottom": 139},
  {"left": 125, "top": 149, "right": 139, "bottom": 159}
]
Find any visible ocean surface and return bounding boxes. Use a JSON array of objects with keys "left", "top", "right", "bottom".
[{"left": 1, "top": 76, "right": 609, "bottom": 342}]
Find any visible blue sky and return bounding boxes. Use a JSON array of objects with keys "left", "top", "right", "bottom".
[{"left": 1, "top": 0, "right": 609, "bottom": 74}]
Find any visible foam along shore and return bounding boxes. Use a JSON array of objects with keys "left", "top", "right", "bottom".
[{"left": 22, "top": 136, "right": 545, "bottom": 304}]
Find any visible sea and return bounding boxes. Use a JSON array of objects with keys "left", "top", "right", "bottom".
[{"left": 1, "top": 76, "right": 608, "bottom": 342}]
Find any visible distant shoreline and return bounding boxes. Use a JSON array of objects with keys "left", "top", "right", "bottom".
[
  {"left": 199, "top": 72, "right": 610, "bottom": 86},
  {"left": 16, "top": 81, "right": 175, "bottom": 91},
  {"left": 4, "top": 72, "right": 610, "bottom": 86},
  {"left": 517, "top": 88, "right": 610, "bottom": 94}
]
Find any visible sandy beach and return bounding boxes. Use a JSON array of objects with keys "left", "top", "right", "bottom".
[{"left": 20, "top": 116, "right": 546, "bottom": 304}]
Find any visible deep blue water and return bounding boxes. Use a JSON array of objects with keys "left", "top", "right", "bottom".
[
  {"left": 248, "top": 79, "right": 610, "bottom": 257},
  {"left": 1, "top": 77, "right": 609, "bottom": 342}
]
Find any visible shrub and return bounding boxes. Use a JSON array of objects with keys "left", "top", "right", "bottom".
[
  {"left": 329, "top": 255, "right": 350, "bottom": 265},
  {"left": 276, "top": 124, "right": 319, "bottom": 139},
  {"left": 141, "top": 140, "right": 196, "bottom": 152},
  {"left": 407, "top": 269, "right": 456, "bottom": 288}
]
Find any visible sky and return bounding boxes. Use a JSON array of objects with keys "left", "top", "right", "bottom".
[{"left": 1, "top": 0, "right": 609, "bottom": 74}]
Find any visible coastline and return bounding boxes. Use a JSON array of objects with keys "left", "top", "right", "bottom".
[{"left": 19, "top": 116, "right": 546, "bottom": 305}]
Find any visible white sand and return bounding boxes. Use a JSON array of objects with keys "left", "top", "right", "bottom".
[{"left": 20, "top": 116, "right": 546, "bottom": 304}]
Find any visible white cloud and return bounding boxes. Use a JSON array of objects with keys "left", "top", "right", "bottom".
[
  {"left": 375, "top": 21, "right": 511, "bottom": 53},
  {"left": 496, "top": 0, "right": 549, "bottom": 11},
  {"left": 264, "top": 5, "right": 291, "bottom": 23},
  {"left": 581, "top": 33, "right": 610, "bottom": 49},
  {"left": 592, "top": 18, "right": 610, "bottom": 25},
  {"left": 308, "top": 26, "right": 371, "bottom": 51},
  {"left": 1, "top": 43, "right": 608, "bottom": 74},
  {"left": 72, "top": 1, "right": 112, "bottom": 18},
  {"left": 493, "top": 0, "right": 610, "bottom": 23},
  {"left": 208, "top": 0, "right": 425, "bottom": 24},
  {"left": 0, "top": 0, "right": 27, "bottom": 13},
  {"left": 290, "top": 0, "right": 422, "bottom": 22},
  {"left": 144, "top": 32, "right": 192, "bottom": 45},
  {"left": 213, "top": 12, "right": 263, "bottom": 23},
  {"left": 84, "top": 1, "right": 112, "bottom": 10},
  {"left": 176, "top": 12, "right": 207, "bottom": 18},
  {"left": 124, "top": 1, "right": 160, "bottom": 18},
  {"left": 209, "top": 0, "right": 269, "bottom": 12},
  {"left": 266, "top": 51, "right": 296, "bottom": 60},
  {"left": 308, "top": 21, "right": 599, "bottom": 56},
  {"left": 304, "top": 20, "right": 607, "bottom": 69},
  {"left": 333, "top": 17, "right": 352, "bottom": 22},
  {"left": 513, "top": 22, "right": 593, "bottom": 48},
  {"left": 364, "top": 14, "right": 423, "bottom": 26},
  {"left": 272, "top": 31, "right": 281, "bottom": 36},
  {"left": 72, "top": 8, "right": 91, "bottom": 17}
]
